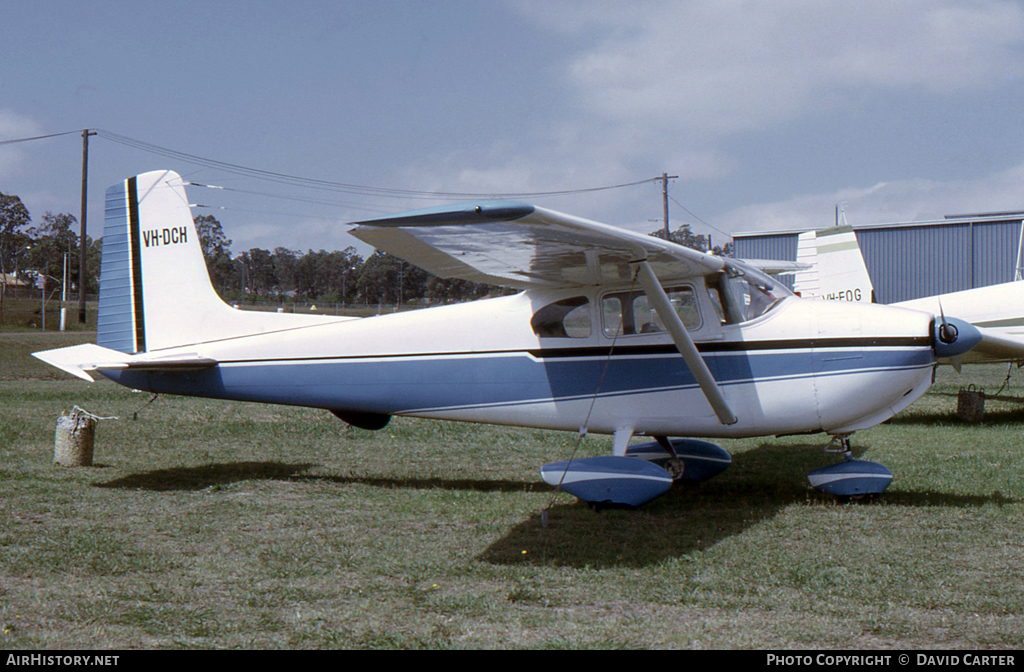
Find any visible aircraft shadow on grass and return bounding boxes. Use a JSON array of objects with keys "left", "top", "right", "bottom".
[
  {"left": 94, "top": 461, "right": 320, "bottom": 491},
  {"left": 478, "top": 442, "right": 828, "bottom": 568},
  {"left": 94, "top": 460, "right": 537, "bottom": 494},
  {"left": 478, "top": 442, "right": 1021, "bottom": 568},
  {"left": 95, "top": 442, "right": 1018, "bottom": 569}
]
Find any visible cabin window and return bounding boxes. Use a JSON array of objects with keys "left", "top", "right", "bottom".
[
  {"left": 531, "top": 297, "right": 592, "bottom": 338},
  {"left": 706, "top": 267, "right": 784, "bottom": 325},
  {"left": 601, "top": 286, "right": 700, "bottom": 337}
]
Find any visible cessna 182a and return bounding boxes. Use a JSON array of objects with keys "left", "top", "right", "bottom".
[{"left": 33, "top": 170, "right": 1015, "bottom": 506}]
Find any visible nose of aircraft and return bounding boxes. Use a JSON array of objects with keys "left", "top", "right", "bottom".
[{"left": 932, "top": 316, "right": 982, "bottom": 359}]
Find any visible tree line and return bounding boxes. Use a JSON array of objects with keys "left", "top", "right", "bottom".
[
  {"left": 1, "top": 189, "right": 731, "bottom": 315},
  {"left": 0, "top": 192, "right": 103, "bottom": 324},
  {"left": 193, "top": 214, "right": 500, "bottom": 306},
  {"left": 0, "top": 192, "right": 501, "bottom": 311}
]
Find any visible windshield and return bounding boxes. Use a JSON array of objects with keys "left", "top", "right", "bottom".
[{"left": 706, "top": 262, "right": 790, "bottom": 325}]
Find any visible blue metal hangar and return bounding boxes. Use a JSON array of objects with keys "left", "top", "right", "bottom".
[{"left": 733, "top": 211, "right": 1024, "bottom": 304}]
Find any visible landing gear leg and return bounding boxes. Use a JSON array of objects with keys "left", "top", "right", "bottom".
[
  {"left": 823, "top": 434, "right": 853, "bottom": 459},
  {"left": 654, "top": 436, "right": 685, "bottom": 481},
  {"left": 808, "top": 433, "right": 892, "bottom": 501}
]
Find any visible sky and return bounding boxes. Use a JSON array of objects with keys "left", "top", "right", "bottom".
[{"left": 3, "top": 0, "right": 1024, "bottom": 258}]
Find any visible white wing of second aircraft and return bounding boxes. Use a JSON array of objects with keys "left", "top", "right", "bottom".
[
  {"left": 349, "top": 201, "right": 727, "bottom": 289},
  {"left": 793, "top": 222, "right": 1024, "bottom": 364},
  {"left": 896, "top": 284, "right": 1024, "bottom": 364}
]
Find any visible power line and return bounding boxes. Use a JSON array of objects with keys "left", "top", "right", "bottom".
[
  {"left": 668, "top": 194, "right": 733, "bottom": 241},
  {"left": 92, "top": 129, "right": 658, "bottom": 201},
  {"left": 3, "top": 126, "right": 669, "bottom": 206},
  {"left": 0, "top": 130, "right": 80, "bottom": 145},
  {"left": 6, "top": 128, "right": 722, "bottom": 238},
  {"left": 187, "top": 183, "right": 435, "bottom": 215}
]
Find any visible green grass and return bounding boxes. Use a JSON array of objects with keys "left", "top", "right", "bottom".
[
  {"left": 2, "top": 332, "right": 1024, "bottom": 648},
  {"left": 0, "top": 295, "right": 98, "bottom": 332}
]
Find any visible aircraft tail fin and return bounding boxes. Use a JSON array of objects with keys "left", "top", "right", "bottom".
[
  {"left": 96, "top": 170, "right": 343, "bottom": 355},
  {"left": 792, "top": 224, "right": 874, "bottom": 303}
]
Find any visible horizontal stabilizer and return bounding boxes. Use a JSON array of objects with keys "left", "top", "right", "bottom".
[
  {"left": 741, "top": 259, "right": 808, "bottom": 275},
  {"left": 33, "top": 344, "right": 127, "bottom": 381},
  {"left": 33, "top": 343, "right": 218, "bottom": 382}
]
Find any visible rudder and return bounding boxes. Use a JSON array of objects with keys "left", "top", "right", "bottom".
[
  {"left": 97, "top": 170, "right": 344, "bottom": 354},
  {"left": 98, "top": 171, "right": 220, "bottom": 353},
  {"left": 792, "top": 225, "right": 874, "bottom": 303}
]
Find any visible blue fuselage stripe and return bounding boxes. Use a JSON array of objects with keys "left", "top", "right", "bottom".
[{"left": 104, "top": 346, "right": 934, "bottom": 415}]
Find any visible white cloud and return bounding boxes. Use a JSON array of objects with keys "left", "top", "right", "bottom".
[
  {"left": 518, "top": 0, "right": 1024, "bottom": 137},
  {"left": 717, "top": 161, "right": 1024, "bottom": 235},
  {"left": 0, "top": 109, "right": 44, "bottom": 179},
  {"left": 383, "top": 1, "right": 1024, "bottom": 239},
  {"left": 0, "top": 109, "right": 42, "bottom": 140}
]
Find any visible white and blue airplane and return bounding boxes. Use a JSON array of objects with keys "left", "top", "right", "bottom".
[{"left": 32, "top": 171, "right": 1013, "bottom": 506}]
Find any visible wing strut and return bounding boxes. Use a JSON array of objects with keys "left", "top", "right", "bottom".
[{"left": 632, "top": 259, "right": 738, "bottom": 425}]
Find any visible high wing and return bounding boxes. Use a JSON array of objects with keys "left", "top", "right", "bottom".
[
  {"left": 349, "top": 201, "right": 726, "bottom": 289},
  {"left": 350, "top": 201, "right": 737, "bottom": 424}
]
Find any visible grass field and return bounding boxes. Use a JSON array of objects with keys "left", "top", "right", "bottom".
[{"left": 2, "top": 331, "right": 1024, "bottom": 649}]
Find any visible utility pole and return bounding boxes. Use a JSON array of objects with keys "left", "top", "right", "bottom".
[
  {"left": 79, "top": 129, "right": 96, "bottom": 324},
  {"left": 659, "top": 173, "right": 678, "bottom": 239}
]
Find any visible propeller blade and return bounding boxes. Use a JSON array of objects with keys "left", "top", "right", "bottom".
[{"left": 936, "top": 298, "right": 959, "bottom": 345}]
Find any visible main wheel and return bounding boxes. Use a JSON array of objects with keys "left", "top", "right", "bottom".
[{"left": 663, "top": 457, "right": 685, "bottom": 481}]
